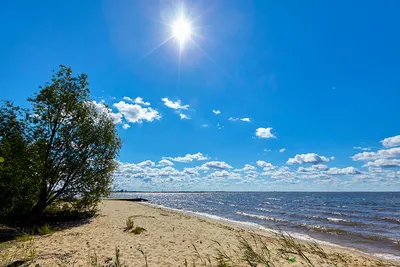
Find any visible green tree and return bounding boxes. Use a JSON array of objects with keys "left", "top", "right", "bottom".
[{"left": 0, "top": 65, "right": 121, "bottom": 222}]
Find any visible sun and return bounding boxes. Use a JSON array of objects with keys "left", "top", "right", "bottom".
[{"left": 172, "top": 16, "right": 192, "bottom": 45}]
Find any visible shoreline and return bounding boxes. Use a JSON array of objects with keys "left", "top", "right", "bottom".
[
  {"left": 3, "top": 200, "right": 400, "bottom": 266},
  {"left": 142, "top": 201, "right": 400, "bottom": 263}
]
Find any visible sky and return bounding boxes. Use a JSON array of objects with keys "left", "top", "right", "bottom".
[{"left": 1, "top": 0, "right": 400, "bottom": 191}]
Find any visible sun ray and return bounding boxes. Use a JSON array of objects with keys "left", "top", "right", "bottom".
[
  {"left": 138, "top": 36, "right": 174, "bottom": 61},
  {"left": 188, "top": 37, "right": 231, "bottom": 79}
]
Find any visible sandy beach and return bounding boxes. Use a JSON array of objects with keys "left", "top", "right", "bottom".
[{"left": 3, "top": 200, "right": 400, "bottom": 267}]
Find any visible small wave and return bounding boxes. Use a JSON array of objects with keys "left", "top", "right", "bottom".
[
  {"left": 266, "top": 198, "right": 280, "bottom": 200},
  {"left": 373, "top": 253, "right": 400, "bottom": 262},
  {"left": 236, "top": 212, "right": 288, "bottom": 222},
  {"left": 229, "top": 204, "right": 237, "bottom": 207},
  {"left": 327, "top": 217, "right": 349, "bottom": 222},
  {"left": 255, "top": 207, "right": 274, "bottom": 212},
  {"left": 381, "top": 217, "right": 400, "bottom": 224},
  {"left": 217, "top": 201, "right": 225, "bottom": 205}
]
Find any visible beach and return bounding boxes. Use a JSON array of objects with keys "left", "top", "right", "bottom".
[{"left": 3, "top": 199, "right": 399, "bottom": 267}]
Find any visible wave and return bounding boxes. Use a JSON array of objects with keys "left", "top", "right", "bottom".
[
  {"left": 255, "top": 207, "right": 274, "bottom": 212},
  {"left": 327, "top": 217, "right": 349, "bottom": 222},
  {"left": 380, "top": 217, "right": 400, "bottom": 224},
  {"left": 141, "top": 202, "right": 400, "bottom": 262},
  {"left": 236, "top": 212, "right": 288, "bottom": 222}
]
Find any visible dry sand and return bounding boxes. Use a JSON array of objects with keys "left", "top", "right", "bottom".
[{"left": 3, "top": 200, "right": 400, "bottom": 266}]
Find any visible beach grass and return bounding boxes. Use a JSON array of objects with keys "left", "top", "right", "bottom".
[{"left": 2, "top": 200, "right": 399, "bottom": 267}]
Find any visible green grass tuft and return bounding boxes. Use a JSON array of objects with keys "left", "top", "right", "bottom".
[
  {"left": 132, "top": 226, "right": 146, "bottom": 235},
  {"left": 38, "top": 224, "right": 54, "bottom": 235}
]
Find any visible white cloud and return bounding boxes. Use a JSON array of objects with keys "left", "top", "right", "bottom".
[
  {"left": 364, "top": 159, "right": 400, "bottom": 168},
  {"left": 217, "top": 123, "right": 224, "bottom": 130},
  {"left": 325, "top": 167, "right": 361, "bottom": 175},
  {"left": 201, "top": 124, "right": 209, "bottom": 128},
  {"left": 279, "top": 148, "right": 286, "bottom": 153},
  {"left": 381, "top": 135, "right": 400, "bottom": 148},
  {"left": 287, "top": 153, "right": 330, "bottom": 165},
  {"left": 202, "top": 161, "right": 232, "bottom": 170},
  {"left": 229, "top": 117, "right": 251, "bottom": 122},
  {"left": 242, "top": 164, "right": 257, "bottom": 172},
  {"left": 256, "top": 161, "right": 275, "bottom": 171},
  {"left": 137, "top": 160, "right": 155, "bottom": 167},
  {"left": 123, "top": 96, "right": 150, "bottom": 106},
  {"left": 123, "top": 97, "right": 133, "bottom": 102},
  {"left": 162, "top": 98, "right": 189, "bottom": 110},
  {"left": 179, "top": 113, "right": 190, "bottom": 120},
  {"left": 212, "top": 110, "right": 221, "bottom": 115},
  {"left": 298, "top": 164, "right": 329, "bottom": 172},
  {"left": 167, "top": 152, "right": 209, "bottom": 163},
  {"left": 158, "top": 159, "right": 174, "bottom": 166},
  {"left": 352, "top": 147, "right": 400, "bottom": 161},
  {"left": 207, "top": 170, "right": 241, "bottom": 180},
  {"left": 353, "top": 147, "right": 371, "bottom": 151},
  {"left": 91, "top": 101, "right": 123, "bottom": 124},
  {"left": 255, "top": 128, "right": 276, "bottom": 139},
  {"left": 122, "top": 124, "right": 130, "bottom": 130},
  {"left": 262, "top": 166, "right": 294, "bottom": 179},
  {"left": 113, "top": 101, "right": 161, "bottom": 123},
  {"left": 183, "top": 168, "right": 199, "bottom": 176}
]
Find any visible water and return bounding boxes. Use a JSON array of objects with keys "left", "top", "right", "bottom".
[{"left": 110, "top": 192, "right": 400, "bottom": 260}]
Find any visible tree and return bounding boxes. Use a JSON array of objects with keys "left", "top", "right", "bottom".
[{"left": 0, "top": 65, "right": 121, "bottom": 221}]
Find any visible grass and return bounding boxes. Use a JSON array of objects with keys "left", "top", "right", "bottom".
[
  {"left": 37, "top": 223, "right": 54, "bottom": 235},
  {"left": 124, "top": 216, "right": 146, "bottom": 235},
  {"left": 132, "top": 226, "right": 146, "bottom": 235},
  {"left": 76, "top": 230, "right": 400, "bottom": 267},
  {"left": 125, "top": 216, "right": 135, "bottom": 231},
  {"left": 0, "top": 231, "right": 37, "bottom": 266}
]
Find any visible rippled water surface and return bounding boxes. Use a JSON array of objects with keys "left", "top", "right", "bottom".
[{"left": 110, "top": 192, "right": 400, "bottom": 258}]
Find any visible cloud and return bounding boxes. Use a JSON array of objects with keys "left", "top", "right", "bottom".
[
  {"left": 381, "top": 135, "right": 400, "bottom": 148},
  {"left": 201, "top": 124, "right": 209, "bottom": 128},
  {"left": 262, "top": 166, "right": 294, "bottom": 179},
  {"left": 167, "top": 152, "right": 209, "bottom": 163},
  {"left": 137, "top": 160, "right": 155, "bottom": 167},
  {"left": 122, "top": 124, "right": 130, "bottom": 130},
  {"left": 353, "top": 147, "right": 371, "bottom": 151},
  {"left": 212, "top": 110, "right": 221, "bottom": 115},
  {"left": 256, "top": 161, "right": 275, "bottom": 170},
  {"left": 158, "top": 159, "right": 174, "bottom": 166},
  {"left": 325, "top": 167, "right": 361, "bottom": 175},
  {"left": 217, "top": 123, "right": 224, "bottom": 130},
  {"left": 183, "top": 168, "right": 199, "bottom": 176},
  {"left": 298, "top": 164, "right": 329, "bottom": 172},
  {"left": 242, "top": 164, "right": 257, "bottom": 172},
  {"left": 229, "top": 117, "right": 251, "bottom": 122},
  {"left": 91, "top": 101, "right": 123, "bottom": 124},
  {"left": 287, "top": 153, "right": 330, "bottom": 165},
  {"left": 123, "top": 96, "right": 150, "bottom": 106},
  {"left": 279, "top": 148, "right": 286, "bottom": 153},
  {"left": 352, "top": 147, "right": 400, "bottom": 161},
  {"left": 202, "top": 161, "right": 232, "bottom": 170},
  {"left": 113, "top": 101, "right": 161, "bottom": 123},
  {"left": 162, "top": 98, "right": 189, "bottom": 110},
  {"left": 179, "top": 113, "right": 190, "bottom": 120},
  {"left": 207, "top": 170, "right": 241, "bottom": 180},
  {"left": 364, "top": 159, "right": 400, "bottom": 168},
  {"left": 255, "top": 128, "right": 276, "bottom": 139}
]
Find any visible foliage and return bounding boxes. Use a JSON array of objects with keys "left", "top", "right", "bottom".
[
  {"left": 125, "top": 216, "right": 135, "bottom": 231},
  {"left": 0, "top": 65, "right": 122, "bottom": 224},
  {"left": 37, "top": 224, "right": 54, "bottom": 235}
]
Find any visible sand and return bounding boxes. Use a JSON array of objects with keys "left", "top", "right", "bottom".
[{"left": 2, "top": 200, "right": 400, "bottom": 266}]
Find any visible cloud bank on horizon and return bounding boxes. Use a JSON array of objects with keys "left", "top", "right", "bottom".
[{"left": 96, "top": 95, "right": 400, "bottom": 191}]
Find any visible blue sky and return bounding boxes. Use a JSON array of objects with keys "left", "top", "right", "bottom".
[{"left": 1, "top": 0, "right": 399, "bottom": 191}]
